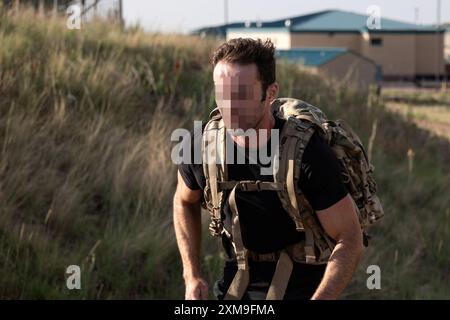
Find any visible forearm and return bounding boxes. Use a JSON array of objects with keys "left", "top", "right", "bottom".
[
  {"left": 173, "top": 192, "right": 202, "bottom": 280},
  {"left": 311, "top": 238, "right": 363, "bottom": 300}
]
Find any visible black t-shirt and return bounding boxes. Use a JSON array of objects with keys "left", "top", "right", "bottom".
[{"left": 178, "top": 115, "right": 348, "bottom": 299}]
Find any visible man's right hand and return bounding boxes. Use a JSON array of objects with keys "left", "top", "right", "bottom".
[{"left": 185, "top": 277, "right": 209, "bottom": 300}]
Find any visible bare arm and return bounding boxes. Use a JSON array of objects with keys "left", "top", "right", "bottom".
[
  {"left": 311, "top": 193, "right": 364, "bottom": 300},
  {"left": 173, "top": 171, "right": 208, "bottom": 300}
]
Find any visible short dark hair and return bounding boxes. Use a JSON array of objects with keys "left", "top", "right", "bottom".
[{"left": 211, "top": 38, "right": 276, "bottom": 101}]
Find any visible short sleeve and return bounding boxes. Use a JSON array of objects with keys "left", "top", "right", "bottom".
[
  {"left": 298, "top": 132, "right": 348, "bottom": 211},
  {"left": 178, "top": 164, "right": 201, "bottom": 190},
  {"left": 177, "top": 124, "right": 206, "bottom": 191}
]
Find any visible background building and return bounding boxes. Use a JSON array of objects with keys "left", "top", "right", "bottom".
[
  {"left": 276, "top": 48, "right": 378, "bottom": 91},
  {"left": 195, "top": 9, "right": 447, "bottom": 84}
]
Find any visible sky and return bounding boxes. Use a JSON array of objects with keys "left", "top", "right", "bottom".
[{"left": 121, "top": 0, "right": 450, "bottom": 33}]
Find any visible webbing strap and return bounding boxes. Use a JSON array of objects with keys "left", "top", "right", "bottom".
[
  {"left": 203, "top": 123, "right": 220, "bottom": 222},
  {"left": 298, "top": 193, "right": 334, "bottom": 262},
  {"left": 219, "top": 119, "right": 228, "bottom": 181},
  {"left": 285, "top": 135, "right": 304, "bottom": 231},
  {"left": 202, "top": 118, "right": 228, "bottom": 237},
  {"left": 218, "top": 180, "right": 285, "bottom": 192},
  {"left": 266, "top": 251, "right": 293, "bottom": 300},
  {"left": 283, "top": 123, "right": 319, "bottom": 262},
  {"left": 224, "top": 267, "right": 250, "bottom": 300},
  {"left": 224, "top": 185, "right": 249, "bottom": 300}
]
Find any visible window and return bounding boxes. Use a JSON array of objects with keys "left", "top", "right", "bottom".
[{"left": 370, "top": 38, "right": 383, "bottom": 46}]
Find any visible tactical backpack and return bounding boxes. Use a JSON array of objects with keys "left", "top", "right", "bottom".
[{"left": 201, "top": 97, "right": 384, "bottom": 300}]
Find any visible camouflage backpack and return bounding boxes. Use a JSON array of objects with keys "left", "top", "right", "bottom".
[{"left": 201, "top": 97, "right": 384, "bottom": 300}]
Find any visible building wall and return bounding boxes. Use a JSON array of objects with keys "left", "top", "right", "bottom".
[
  {"left": 290, "top": 33, "right": 362, "bottom": 52},
  {"left": 226, "top": 29, "right": 291, "bottom": 49},
  {"left": 226, "top": 28, "right": 446, "bottom": 79},
  {"left": 361, "top": 33, "right": 416, "bottom": 78},
  {"left": 414, "top": 33, "right": 446, "bottom": 76},
  {"left": 445, "top": 32, "right": 450, "bottom": 62},
  {"left": 318, "top": 53, "right": 376, "bottom": 91},
  {"left": 291, "top": 31, "right": 445, "bottom": 79}
]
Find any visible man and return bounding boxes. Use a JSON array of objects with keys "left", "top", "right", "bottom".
[{"left": 173, "top": 38, "right": 363, "bottom": 300}]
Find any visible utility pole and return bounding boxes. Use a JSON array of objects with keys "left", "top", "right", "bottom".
[
  {"left": 436, "top": 0, "right": 441, "bottom": 84},
  {"left": 224, "top": 0, "right": 228, "bottom": 25},
  {"left": 53, "top": 0, "right": 58, "bottom": 17},
  {"left": 81, "top": 0, "right": 85, "bottom": 23},
  {"left": 14, "top": 0, "right": 19, "bottom": 15},
  {"left": 38, "top": 0, "right": 44, "bottom": 17}
]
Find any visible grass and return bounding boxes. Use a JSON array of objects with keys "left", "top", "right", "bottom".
[
  {"left": 0, "top": 7, "right": 449, "bottom": 299},
  {"left": 383, "top": 87, "right": 450, "bottom": 140},
  {"left": 385, "top": 102, "right": 450, "bottom": 140},
  {"left": 382, "top": 87, "right": 450, "bottom": 107}
]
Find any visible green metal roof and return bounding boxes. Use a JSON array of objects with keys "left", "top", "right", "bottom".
[
  {"left": 275, "top": 48, "right": 347, "bottom": 66},
  {"left": 192, "top": 9, "right": 445, "bottom": 36},
  {"left": 270, "top": 9, "right": 440, "bottom": 32}
]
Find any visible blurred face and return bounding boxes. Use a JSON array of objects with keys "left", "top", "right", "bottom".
[{"left": 213, "top": 61, "right": 266, "bottom": 132}]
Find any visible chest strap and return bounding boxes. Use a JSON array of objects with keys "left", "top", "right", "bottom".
[
  {"left": 218, "top": 180, "right": 285, "bottom": 192},
  {"left": 223, "top": 183, "right": 317, "bottom": 300}
]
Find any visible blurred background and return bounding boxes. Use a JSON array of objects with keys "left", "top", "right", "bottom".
[{"left": 0, "top": 0, "right": 448, "bottom": 299}]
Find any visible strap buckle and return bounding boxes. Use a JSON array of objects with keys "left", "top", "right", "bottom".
[{"left": 235, "top": 251, "right": 248, "bottom": 270}]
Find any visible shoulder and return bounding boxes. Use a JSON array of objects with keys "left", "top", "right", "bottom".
[
  {"left": 303, "top": 131, "right": 334, "bottom": 162},
  {"left": 177, "top": 121, "right": 208, "bottom": 190},
  {"left": 297, "top": 131, "right": 348, "bottom": 211}
]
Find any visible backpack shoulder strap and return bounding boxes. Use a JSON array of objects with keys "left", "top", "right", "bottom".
[
  {"left": 274, "top": 117, "right": 314, "bottom": 262},
  {"left": 274, "top": 116, "right": 335, "bottom": 263},
  {"left": 202, "top": 110, "right": 227, "bottom": 237},
  {"left": 274, "top": 117, "right": 313, "bottom": 230}
]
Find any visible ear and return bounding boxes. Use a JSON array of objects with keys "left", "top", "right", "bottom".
[{"left": 266, "top": 82, "right": 279, "bottom": 102}]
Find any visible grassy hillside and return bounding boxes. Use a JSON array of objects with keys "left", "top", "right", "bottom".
[{"left": 0, "top": 8, "right": 448, "bottom": 299}]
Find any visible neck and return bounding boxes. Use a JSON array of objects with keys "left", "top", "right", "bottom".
[{"left": 232, "top": 109, "right": 276, "bottom": 149}]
